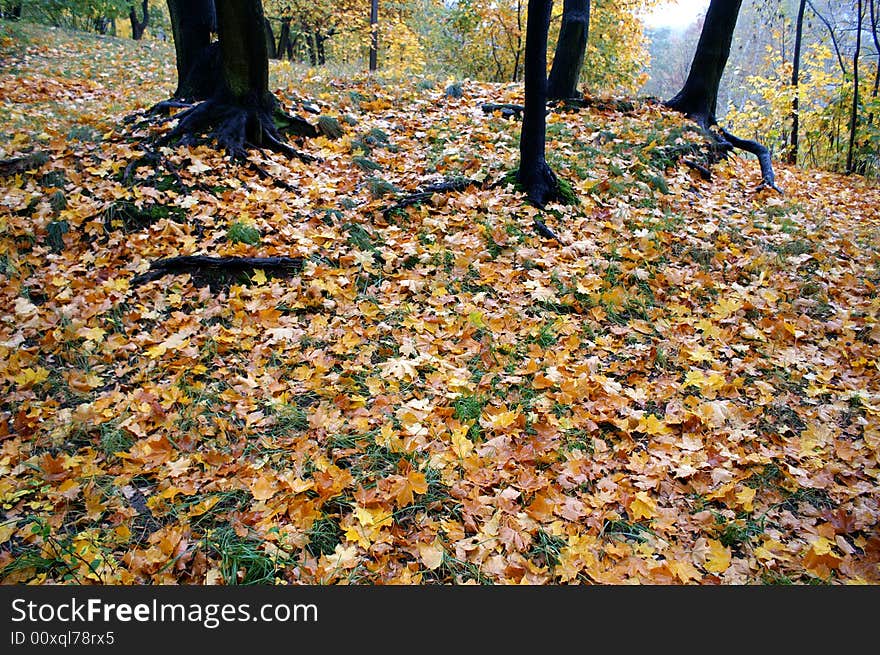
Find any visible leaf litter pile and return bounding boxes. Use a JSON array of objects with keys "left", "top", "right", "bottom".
[{"left": 1, "top": 24, "right": 879, "bottom": 585}]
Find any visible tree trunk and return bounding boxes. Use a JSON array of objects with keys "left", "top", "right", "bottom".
[
  {"left": 666, "top": 0, "right": 743, "bottom": 125},
  {"left": 307, "top": 32, "right": 318, "bottom": 66},
  {"left": 547, "top": 0, "right": 590, "bottom": 100},
  {"left": 517, "top": 0, "right": 557, "bottom": 207},
  {"left": 264, "top": 17, "right": 276, "bottom": 59},
  {"left": 215, "top": 0, "right": 270, "bottom": 103},
  {"left": 164, "top": 0, "right": 317, "bottom": 160},
  {"left": 277, "top": 19, "right": 291, "bottom": 60},
  {"left": 667, "top": 0, "right": 779, "bottom": 191},
  {"left": 369, "top": 0, "right": 379, "bottom": 72},
  {"left": 865, "top": 0, "right": 879, "bottom": 126},
  {"left": 787, "top": 0, "right": 806, "bottom": 165},
  {"left": 166, "top": 0, "right": 218, "bottom": 101},
  {"left": 129, "top": 0, "right": 149, "bottom": 40},
  {"left": 846, "top": 0, "right": 863, "bottom": 174},
  {"left": 315, "top": 31, "right": 326, "bottom": 66}
]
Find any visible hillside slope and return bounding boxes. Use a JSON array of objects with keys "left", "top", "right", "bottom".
[{"left": 1, "top": 21, "right": 879, "bottom": 584}]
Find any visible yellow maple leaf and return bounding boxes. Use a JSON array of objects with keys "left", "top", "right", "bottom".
[
  {"left": 251, "top": 268, "right": 267, "bottom": 285},
  {"left": 704, "top": 539, "right": 731, "bottom": 573},
  {"left": 735, "top": 486, "right": 756, "bottom": 512},
  {"left": 636, "top": 414, "right": 671, "bottom": 436},
  {"left": 14, "top": 367, "right": 50, "bottom": 388},
  {"left": 250, "top": 474, "right": 278, "bottom": 501},
  {"left": 629, "top": 491, "right": 657, "bottom": 520},
  {"left": 450, "top": 425, "right": 473, "bottom": 459},
  {"left": 418, "top": 540, "right": 445, "bottom": 570}
]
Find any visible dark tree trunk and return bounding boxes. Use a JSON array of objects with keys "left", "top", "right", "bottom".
[
  {"left": 369, "top": 0, "right": 379, "bottom": 72},
  {"left": 846, "top": 0, "right": 863, "bottom": 174},
  {"left": 869, "top": 0, "right": 879, "bottom": 125},
  {"left": 264, "top": 17, "right": 276, "bottom": 59},
  {"left": 666, "top": 0, "right": 742, "bottom": 125},
  {"left": 787, "top": 0, "right": 806, "bottom": 164},
  {"left": 129, "top": 0, "right": 149, "bottom": 40},
  {"left": 94, "top": 17, "right": 110, "bottom": 34},
  {"left": 277, "top": 18, "right": 291, "bottom": 60},
  {"left": 667, "top": 0, "right": 779, "bottom": 191},
  {"left": 163, "top": 0, "right": 317, "bottom": 161},
  {"left": 307, "top": 31, "right": 318, "bottom": 66},
  {"left": 547, "top": 0, "right": 590, "bottom": 100},
  {"left": 517, "top": 0, "right": 557, "bottom": 207},
  {"left": 315, "top": 31, "right": 326, "bottom": 66},
  {"left": 166, "top": 0, "right": 219, "bottom": 101}
]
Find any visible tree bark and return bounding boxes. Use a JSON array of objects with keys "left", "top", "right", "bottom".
[
  {"left": 369, "top": 0, "right": 379, "bottom": 72},
  {"left": 129, "top": 0, "right": 149, "bottom": 40},
  {"left": 517, "top": 0, "right": 557, "bottom": 207},
  {"left": 277, "top": 19, "right": 291, "bottom": 60},
  {"left": 666, "top": 0, "right": 743, "bottom": 125},
  {"left": 868, "top": 0, "right": 879, "bottom": 125},
  {"left": 163, "top": 0, "right": 317, "bottom": 160},
  {"left": 547, "top": 0, "right": 590, "bottom": 100},
  {"left": 264, "top": 17, "right": 276, "bottom": 59},
  {"left": 787, "top": 0, "right": 806, "bottom": 165},
  {"left": 846, "top": 0, "right": 863, "bottom": 174},
  {"left": 166, "top": 0, "right": 218, "bottom": 101}
]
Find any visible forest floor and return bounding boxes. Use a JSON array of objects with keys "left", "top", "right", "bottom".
[{"left": 1, "top": 21, "right": 879, "bottom": 585}]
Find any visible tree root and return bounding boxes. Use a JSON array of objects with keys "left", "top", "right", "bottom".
[
  {"left": 248, "top": 160, "right": 295, "bottom": 191},
  {"left": 123, "top": 150, "right": 187, "bottom": 190},
  {"left": 682, "top": 158, "right": 713, "bottom": 180},
  {"left": 533, "top": 219, "right": 559, "bottom": 240},
  {"left": 481, "top": 103, "right": 525, "bottom": 119},
  {"left": 382, "top": 178, "right": 483, "bottom": 217},
  {"left": 716, "top": 127, "right": 782, "bottom": 192},
  {"left": 131, "top": 255, "right": 304, "bottom": 289},
  {"left": 161, "top": 98, "right": 319, "bottom": 164}
]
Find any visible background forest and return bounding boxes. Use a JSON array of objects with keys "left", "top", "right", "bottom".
[{"left": 4, "top": 0, "right": 878, "bottom": 177}]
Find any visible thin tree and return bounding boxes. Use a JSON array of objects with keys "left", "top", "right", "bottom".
[
  {"left": 787, "top": 0, "right": 807, "bottom": 165},
  {"left": 369, "top": 0, "right": 378, "bottom": 71},
  {"left": 868, "top": 0, "right": 879, "bottom": 125},
  {"left": 666, "top": 0, "right": 780, "bottom": 191},
  {"left": 129, "top": 0, "right": 149, "bottom": 40},
  {"left": 547, "top": 0, "right": 590, "bottom": 101},
  {"left": 163, "top": 0, "right": 316, "bottom": 159},
  {"left": 517, "top": 0, "right": 558, "bottom": 206},
  {"left": 846, "top": 0, "right": 864, "bottom": 174}
]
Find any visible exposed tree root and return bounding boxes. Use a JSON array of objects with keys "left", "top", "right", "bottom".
[
  {"left": 0, "top": 151, "right": 48, "bottom": 177},
  {"left": 160, "top": 98, "right": 319, "bottom": 164},
  {"left": 674, "top": 113, "right": 782, "bottom": 194},
  {"left": 533, "top": 219, "right": 560, "bottom": 240},
  {"left": 382, "top": 178, "right": 483, "bottom": 217},
  {"left": 716, "top": 127, "right": 782, "bottom": 192},
  {"left": 555, "top": 95, "right": 637, "bottom": 114},
  {"left": 122, "top": 150, "right": 187, "bottom": 190},
  {"left": 248, "top": 160, "right": 295, "bottom": 191},
  {"left": 518, "top": 161, "right": 559, "bottom": 208},
  {"left": 682, "top": 158, "right": 713, "bottom": 181},
  {"left": 481, "top": 103, "right": 525, "bottom": 120},
  {"left": 131, "top": 255, "right": 304, "bottom": 289}
]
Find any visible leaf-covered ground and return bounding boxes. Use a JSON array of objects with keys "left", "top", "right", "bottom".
[{"left": 1, "top": 21, "right": 879, "bottom": 585}]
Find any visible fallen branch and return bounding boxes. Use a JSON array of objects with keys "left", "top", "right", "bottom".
[{"left": 131, "top": 255, "right": 304, "bottom": 288}]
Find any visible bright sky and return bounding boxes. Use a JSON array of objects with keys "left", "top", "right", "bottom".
[{"left": 641, "top": 0, "right": 710, "bottom": 30}]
